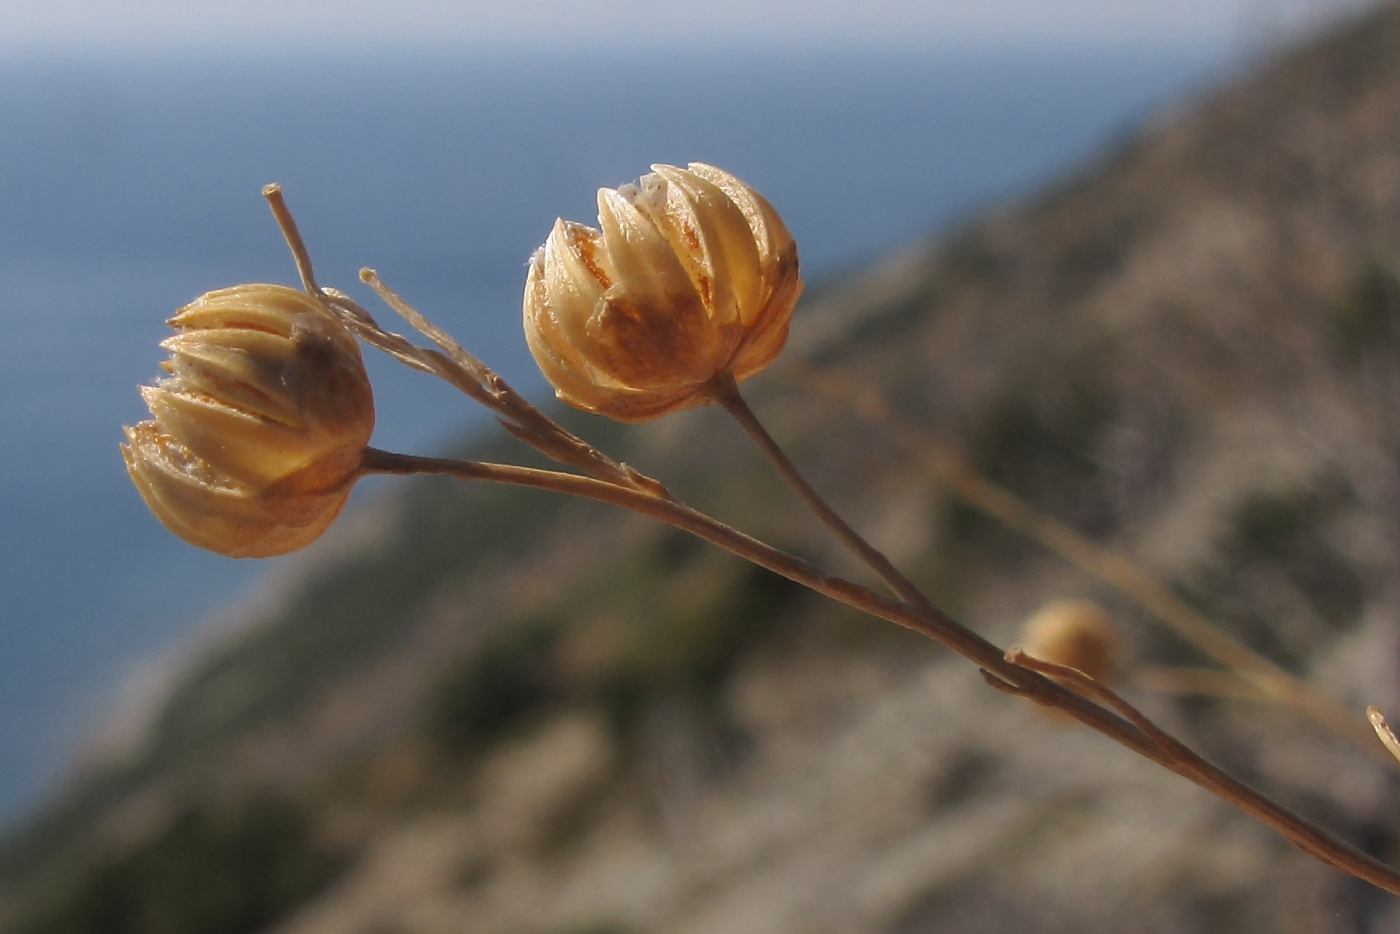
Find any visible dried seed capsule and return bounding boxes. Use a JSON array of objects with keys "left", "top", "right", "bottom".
[
  {"left": 524, "top": 163, "right": 802, "bottom": 422},
  {"left": 1019, "top": 599, "right": 1118, "bottom": 685},
  {"left": 122, "top": 284, "right": 374, "bottom": 557}
]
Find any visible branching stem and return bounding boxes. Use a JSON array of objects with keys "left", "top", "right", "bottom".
[
  {"left": 360, "top": 446, "right": 1400, "bottom": 897},
  {"left": 261, "top": 183, "right": 1400, "bottom": 899}
]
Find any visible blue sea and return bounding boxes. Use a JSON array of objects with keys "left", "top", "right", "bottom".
[{"left": 0, "top": 39, "right": 1233, "bottom": 825}]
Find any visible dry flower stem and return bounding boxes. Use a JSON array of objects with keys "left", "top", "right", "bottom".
[
  {"left": 359, "top": 446, "right": 1400, "bottom": 896},
  {"left": 790, "top": 363, "right": 1377, "bottom": 753},
  {"left": 707, "top": 371, "right": 938, "bottom": 614}
]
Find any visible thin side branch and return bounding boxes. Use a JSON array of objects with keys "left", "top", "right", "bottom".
[{"left": 708, "top": 371, "right": 937, "bottom": 613}]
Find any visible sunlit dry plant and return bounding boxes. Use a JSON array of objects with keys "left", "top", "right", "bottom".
[{"left": 121, "top": 174, "right": 1400, "bottom": 903}]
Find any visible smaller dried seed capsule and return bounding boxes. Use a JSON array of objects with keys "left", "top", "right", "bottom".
[
  {"left": 122, "top": 284, "right": 375, "bottom": 558},
  {"left": 1019, "top": 599, "right": 1118, "bottom": 685}
]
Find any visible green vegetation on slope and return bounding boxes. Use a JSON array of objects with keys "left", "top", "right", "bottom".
[{"left": 13, "top": 797, "right": 343, "bottom": 934}]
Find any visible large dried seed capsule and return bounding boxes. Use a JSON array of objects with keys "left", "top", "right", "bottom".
[{"left": 524, "top": 163, "right": 801, "bottom": 422}]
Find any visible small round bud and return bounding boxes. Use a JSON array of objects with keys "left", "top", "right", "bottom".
[
  {"left": 524, "top": 163, "right": 802, "bottom": 422},
  {"left": 1019, "top": 600, "right": 1118, "bottom": 684},
  {"left": 122, "top": 284, "right": 375, "bottom": 558}
]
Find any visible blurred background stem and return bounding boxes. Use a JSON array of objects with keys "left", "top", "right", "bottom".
[{"left": 786, "top": 362, "right": 1381, "bottom": 756}]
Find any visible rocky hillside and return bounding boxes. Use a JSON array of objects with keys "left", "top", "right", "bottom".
[{"left": 8, "top": 6, "right": 1400, "bottom": 932}]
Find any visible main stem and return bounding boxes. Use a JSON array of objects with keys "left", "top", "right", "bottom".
[{"left": 360, "top": 446, "right": 1400, "bottom": 897}]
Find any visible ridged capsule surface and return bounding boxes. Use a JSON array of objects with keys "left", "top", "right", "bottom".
[
  {"left": 524, "top": 163, "right": 801, "bottom": 422},
  {"left": 122, "top": 284, "right": 374, "bottom": 557}
]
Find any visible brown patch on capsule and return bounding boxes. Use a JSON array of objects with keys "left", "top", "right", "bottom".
[
  {"left": 568, "top": 225, "right": 612, "bottom": 289},
  {"left": 590, "top": 289, "right": 713, "bottom": 388}
]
